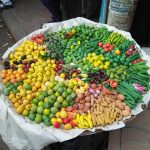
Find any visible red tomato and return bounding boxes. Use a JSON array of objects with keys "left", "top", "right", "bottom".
[
  {"left": 35, "top": 38, "right": 43, "bottom": 44},
  {"left": 98, "top": 42, "right": 103, "bottom": 47},
  {"left": 105, "top": 43, "right": 110, "bottom": 47},
  {"left": 31, "top": 36, "right": 36, "bottom": 40},
  {"left": 104, "top": 48, "right": 109, "bottom": 52}
]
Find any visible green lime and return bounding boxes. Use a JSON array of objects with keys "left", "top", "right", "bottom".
[
  {"left": 22, "top": 110, "right": 29, "bottom": 116},
  {"left": 54, "top": 92, "right": 60, "bottom": 97},
  {"left": 50, "top": 95, "right": 57, "bottom": 101},
  {"left": 69, "top": 100, "right": 74, "bottom": 106},
  {"left": 57, "top": 96, "right": 63, "bottom": 103},
  {"left": 43, "top": 108, "right": 50, "bottom": 116},
  {"left": 51, "top": 107, "right": 58, "bottom": 114},
  {"left": 44, "top": 118, "right": 51, "bottom": 126},
  {"left": 32, "top": 98, "right": 39, "bottom": 105},
  {"left": 42, "top": 115, "right": 48, "bottom": 121},
  {"left": 47, "top": 89, "right": 53, "bottom": 95},
  {"left": 62, "top": 92, "right": 68, "bottom": 98},
  {"left": 40, "top": 91, "right": 48, "bottom": 97},
  {"left": 12, "top": 89, "right": 18, "bottom": 94},
  {"left": 6, "top": 82, "right": 11, "bottom": 88},
  {"left": 4, "top": 88, "right": 10, "bottom": 96},
  {"left": 57, "top": 87, "right": 64, "bottom": 94},
  {"left": 54, "top": 101, "right": 61, "bottom": 108},
  {"left": 14, "top": 82, "right": 19, "bottom": 88},
  {"left": 38, "top": 101, "right": 44, "bottom": 107},
  {"left": 66, "top": 95, "right": 72, "bottom": 102},
  {"left": 37, "top": 107, "right": 44, "bottom": 114},
  {"left": 35, "top": 114, "right": 42, "bottom": 123},
  {"left": 68, "top": 82, "right": 74, "bottom": 89},
  {"left": 71, "top": 92, "right": 76, "bottom": 98},
  {"left": 9, "top": 85, "right": 15, "bottom": 91},
  {"left": 62, "top": 100, "right": 69, "bottom": 107},
  {"left": 24, "top": 84, "right": 32, "bottom": 90},
  {"left": 28, "top": 112, "right": 36, "bottom": 121},
  {"left": 31, "top": 105, "right": 37, "bottom": 113},
  {"left": 49, "top": 82, "right": 55, "bottom": 88},
  {"left": 43, "top": 102, "right": 50, "bottom": 108},
  {"left": 48, "top": 99, "right": 55, "bottom": 105},
  {"left": 113, "top": 63, "right": 118, "bottom": 67},
  {"left": 49, "top": 113, "right": 55, "bottom": 119},
  {"left": 53, "top": 86, "right": 58, "bottom": 91},
  {"left": 38, "top": 95, "right": 45, "bottom": 101},
  {"left": 44, "top": 97, "right": 49, "bottom": 103},
  {"left": 67, "top": 88, "right": 72, "bottom": 94}
]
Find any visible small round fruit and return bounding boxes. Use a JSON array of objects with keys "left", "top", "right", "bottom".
[
  {"left": 35, "top": 114, "right": 42, "bottom": 123},
  {"left": 37, "top": 106, "right": 44, "bottom": 114},
  {"left": 62, "top": 100, "right": 69, "bottom": 108},
  {"left": 51, "top": 107, "right": 58, "bottom": 114},
  {"left": 22, "top": 109, "right": 29, "bottom": 116},
  {"left": 51, "top": 118, "right": 57, "bottom": 125},
  {"left": 28, "top": 112, "right": 36, "bottom": 121},
  {"left": 43, "top": 108, "right": 50, "bottom": 116},
  {"left": 60, "top": 110, "right": 67, "bottom": 118},
  {"left": 49, "top": 113, "right": 55, "bottom": 119}
]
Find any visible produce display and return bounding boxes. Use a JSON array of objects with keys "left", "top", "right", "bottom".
[{"left": 1, "top": 24, "right": 150, "bottom": 130}]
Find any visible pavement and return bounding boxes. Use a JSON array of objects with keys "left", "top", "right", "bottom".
[{"left": 1, "top": 0, "right": 52, "bottom": 41}]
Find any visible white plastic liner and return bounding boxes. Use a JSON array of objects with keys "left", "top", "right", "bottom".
[{"left": 0, "top": 17, "right": 150, "bottom": 150}]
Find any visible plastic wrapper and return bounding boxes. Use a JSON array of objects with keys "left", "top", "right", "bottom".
[{"left": 0, "top": 17, "right": 150, "bottom": 150}]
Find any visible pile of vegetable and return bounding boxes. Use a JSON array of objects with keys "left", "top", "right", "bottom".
[{"left": 0, "top": 24, "right": 150, "bottom": 130}]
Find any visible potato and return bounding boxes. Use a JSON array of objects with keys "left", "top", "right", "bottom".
[
  {"left": 79, "top": 104, "right": 84, "bottom": 110},
  {"left": 101, "top": 101, "right": 108, "bottom": 107},
  {"left": 80, "top": 100, "right": 85, "bottom": 104},
  {"left": 77, "top": 93, "right": 85, "bottom": 100},
  {"left": 84, "top": 90, "right": 91, "bottom": 97},
  {"left": 122, "top": 110, "right": 130, "bottom": 117},
  {"left": 85, "top": 97, "right": 91, "bottom": 102},
  {"left": 117, "top": 94, "right": 125, "bottom": 101},
  {"left": 125, "top": 106, "right": 131, "bottom": 112},
  {"left": 85, "top": 103, "right": 91, "bottom": 107},
  {"left": 116, "top": 102, "right": 125, "bottom": 110},
  {"left": 78, "top": 110, "right": 84, "bottom": 114},
  {"left": 75, "top": 97, "right": 80, "bottom": 103}
]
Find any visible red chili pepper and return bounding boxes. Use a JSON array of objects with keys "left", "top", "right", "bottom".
[
  {"left": 109, "top": 80, "right": 118, "bottom": 88},
  {"left": 132, "top": 58, "right": 143, "bottom": 64}
]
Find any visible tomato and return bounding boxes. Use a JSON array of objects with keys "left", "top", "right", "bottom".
[
  {"left": 35, "top": 38, "right": 43, "bottom": 44},
  {"left": 98, "top": 42, "right": 103, "bottom": 47}
]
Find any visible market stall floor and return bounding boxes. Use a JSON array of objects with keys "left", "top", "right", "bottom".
[{"left": 1, "top": 0, "right": 52, "bottom": 41}]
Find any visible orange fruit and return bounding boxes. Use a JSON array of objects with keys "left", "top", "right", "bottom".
[
  {"left": 14, "top": 102, "right": 20, "bottom": 108},
  {"left": 16, "top": 105, "right": 24, "bottom": 114},
  {"left": 15, "top": 73, "right": 20, "bottom": 78},
  {"left": 32, "top": 92, "right": 36, "bottom": 98},
  {"left": 11, "top": 98, "right": 18, "bottom": 104},
  {"left": 18, "top": 69, "right": 24, "bottom": 74},
  {"left": 115, "top": 50, "right": 121, "bottom": 55},
  {"left": 2, "top": 79, "right": 8, "bottom": 84},
  {"left": 21, "top": 74, "right": 26, "bottom": 79},
  {"left": 10, "top": 74, "right": 15, "bottom": 79},
  {"left": 7, "top": 69, "right": 13, "bottom": 74},
  {"left": 17, "top": 85, "right": 23, "bottom": 90},
  {"left": 17, "top": 76, "right": 22, "bottom": 82},
  {"left": 1, "top": 69, "right": 7, "bottom": 74},
  {"left": 26, "top": 94, "right": 32, "bottom": 101},
  {"left": 10, "top": 78, "right": 17, "bottom": 83},
  {"left": 8, "top": 93, "right": 15, "bottom": 100},
  {"left": 1, "top": 73, "right": 7, "bottom": 78}
]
